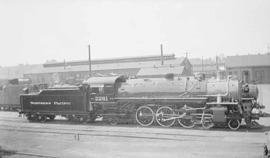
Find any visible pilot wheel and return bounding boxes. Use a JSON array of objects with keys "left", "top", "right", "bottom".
[{"left": 135, "top": 106, "right": 155, "bottom": 127}]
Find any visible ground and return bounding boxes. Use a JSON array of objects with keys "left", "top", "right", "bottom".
[{"left": 0, "top": 111, "right": 269, "bottom": 158}]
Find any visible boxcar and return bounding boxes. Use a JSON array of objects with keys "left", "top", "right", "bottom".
[{"left": 0, "top": 84, "right": 25, "bottom": 110}]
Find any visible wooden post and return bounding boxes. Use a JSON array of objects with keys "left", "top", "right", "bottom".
[
  {"left": 88, "top": 44, "right": 91, "bottom": 77},
  {"left": 160, "top": 44, "right": 164, "bottom": 66},
  {"left": 202, "top": 56, "right": 204, "bottom": 73}
]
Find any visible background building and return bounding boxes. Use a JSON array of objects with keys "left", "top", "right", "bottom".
[
  {"left": 225, "top": 53, "right": 270, "bottom": 84},
  {"left": 0, "top": 53, "right": 227, "bottom": 85},
  {"left": 5, "top": 53, "right": 270, "bottom": 85},
  {"left": 189, "top": 57, "right": 225, "bottom": 78},
  {"left": 22, "top": 54, "right": 193, "bottom": 85},
  {"left": 136, "top": 57, "right": 192, "bottom": 78}
]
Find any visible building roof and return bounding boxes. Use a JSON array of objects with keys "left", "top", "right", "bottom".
[
  {"left": 83, "top": 76, "right": 125, "bottom": 85},
  {"left": 43, "top": 54, "right": 176, "bottom": 67},
  {"left": 226, "top": 54, "right": 270, "bottom": 68},
  {"left": 90, "top": 68, "right": 140, "bottom": 77},
  {"left": 137, "top": 66, "right": 184, "bottom": 77},
  {"left": 0, "top": 54, "right": 189, "bottom": 79},
  {"left": 25, "top": 56, "right": 186, "bottom": 75},
  {"left": 189, "top": 58, "right": 217, "bottom": 65}
]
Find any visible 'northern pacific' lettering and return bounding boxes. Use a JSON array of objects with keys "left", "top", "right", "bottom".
[{"left": 53, "top": 102, "right": 71, "bottom": 105}]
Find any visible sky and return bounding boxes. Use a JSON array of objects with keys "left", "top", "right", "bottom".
[{"left": 0, "top": 0, "right": 270, "bottom": 66}]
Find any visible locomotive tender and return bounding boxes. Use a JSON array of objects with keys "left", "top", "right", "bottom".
[
  {"left": 20, "top": 74, "right": 265, "bottom": 130},
  {"left": 20, "top": 86, "right": 96, "bottom": 122}
]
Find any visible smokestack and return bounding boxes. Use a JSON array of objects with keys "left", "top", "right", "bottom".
[{"left": 160, "top": 44, "right": 164, "bottom": 66}]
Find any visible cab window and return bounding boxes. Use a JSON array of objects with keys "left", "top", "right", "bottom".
[
  {"left": 91, "top": 87, "right": 100, "bottom": 94},
  {"left": 103, "top": 84, "right": 114, "bottom": 94}
]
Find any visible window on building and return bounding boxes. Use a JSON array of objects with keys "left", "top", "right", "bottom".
[
  {"left": 230, "top": 71, "right": 239, "bottom": 79},
  {"left": 255, "top": 70, "right": 264, "bottom": 83},
  {"left": 41, "top": 76, "right": 45, "bottom": 83},
  {"left": 233, "top": 71, "right": 238, "bottom": 76}
]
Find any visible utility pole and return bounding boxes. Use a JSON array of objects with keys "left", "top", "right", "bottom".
[
  {"left": 201, "top": 56, "right": 204, "bottom": 73},
  {"left": 160, "top": 44, "right": 164, "bottom": 66},
  {"left": 216, "top": 55, "right": 220, "bottom": 80},
  {"left": 185, "top": 52, "right": 188, "bottom": 58},
  {"left": 88, "top": 44, "right": 92, "bottom": 77},
  {"left": 63, "top": 59, "right": 66, "bottom": 69},
  {"left": 216, "top": 55, "right": 219, "bottom": 71}
]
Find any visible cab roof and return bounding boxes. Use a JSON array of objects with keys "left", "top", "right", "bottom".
[{"left": 83, "top": 76, "right": 126, "bottom": 85}]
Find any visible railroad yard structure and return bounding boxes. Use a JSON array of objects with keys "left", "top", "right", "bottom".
[
  {"left": 226, "top": 54, "right": 270, "bottom": 84},
  {"left": 0, "top": 54, "right": 222, "bottom": 85},
  {"left": 24, "top": 54, "right": 193, "bottom": 85}
]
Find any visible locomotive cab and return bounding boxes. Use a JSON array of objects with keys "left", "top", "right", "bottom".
[{"left": 83, "top": 76, "right": 126, "bottom": 102}]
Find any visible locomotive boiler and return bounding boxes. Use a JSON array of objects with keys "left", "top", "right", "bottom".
[{"left": 86, "top": 74, "right": 264, "bottom": 130}]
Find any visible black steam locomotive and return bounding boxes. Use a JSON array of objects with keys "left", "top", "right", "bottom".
[{"left": 20, "top": 75, "right": 265, "bottom": 130}]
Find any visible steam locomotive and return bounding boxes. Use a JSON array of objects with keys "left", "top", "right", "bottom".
[{"left": 20, "top": 74, "right": 265, "bottom": 130}]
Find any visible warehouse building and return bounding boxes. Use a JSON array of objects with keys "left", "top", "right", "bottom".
[
  {"left": 23, "top": 54, "right": 193, "bottom": 85},
  {"left": 0, "top": 54, "right": 225, "bottom": 85},
  {"left": 189, "top": 57, "right": 225, "bottom": 78},
  {"left": 225, "top": 54, "right": 270, "bottom": 84}
]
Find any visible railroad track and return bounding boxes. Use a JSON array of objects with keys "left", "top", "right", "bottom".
[
  {"left": 0, "top": 128, "right": 200, "bottom": 143},
  {"left": 0, "top": 116, "right": 239, "bottom": 137},
  {"left": 0, "top": 112, "right": 266, "bottom": 132},
  {"left": 0, "top": 115, "right": 206, "bottom": 131},
  {"left": 0, "top": 114, "right": 265, "bottom": 136},
  {"left": 14, "top": 152, "right": 60, "bottom": 158},
  {"left": 0, "top": 146, "right": 59, "bottom": 158},
  {"left": 0, "top": 123, "right": 220, "bottom": 142}
]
